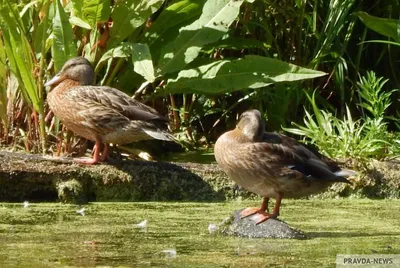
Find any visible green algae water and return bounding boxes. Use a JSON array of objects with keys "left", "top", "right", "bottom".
[{"left": 0, "top": 199, "right": 399, "bottom": 267}]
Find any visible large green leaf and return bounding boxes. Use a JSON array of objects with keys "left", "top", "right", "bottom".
[
  {"left": 158, "top": 0, "right": 244, "bottom": 75},
  {"left": 97, "top": 43, "right": 134, "bottom": 67},
  {"left": 165, "top": 55, "right": 327, "bottom": 94},
  {"left": 144, "top": 0, "right": 204, "bottom": 46},
  {"left": 97, "top": 42, "right": 155, "bottom": 82},
  {"left": 145, "top": 0, "right": 204, "bottom": 65},
  {"left": 131, "top": 43, "right": 155, "bottom": 82},
  {"left": 202, "top": 37, "right": 269, "bottom": 51},
  {"left": 71, "top": 0, "right": 111, "bottom": 27},
  {"left": 356, "top": 12, "right": 400, "bottom": 42},
  {"left": 52, "top": 0, "right": 76, "bottom": 72},
  {"left": 69, "top": 16, "right": 92, "bottom": 29},
  {"left": 109, "top": 0, "right": 163, "bottom": 47}
]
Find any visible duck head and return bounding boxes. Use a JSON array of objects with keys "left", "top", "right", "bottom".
[
  {"left": 236, "top": 109, "right": 265, "bottom": 142},
  {"left": 45, "top": 57, "right": 94, "bottom": 87}
]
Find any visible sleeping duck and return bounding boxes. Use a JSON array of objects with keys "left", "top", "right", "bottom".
[
  {"left": 214, "top": 109, "right": 356, "bottom": 224},
  {"left": 46, "top": 57, "right": 172, "bottom": 164}
]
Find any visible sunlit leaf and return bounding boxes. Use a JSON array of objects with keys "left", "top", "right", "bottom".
[
  {"left": 0, "top": 1, "right": 39, "bottom": 110},
  {"left": 109, "top": 0, "right": 163, "bottom": 47},
  {"left": 165, "top": 55, "right": 326, "bottom": 94},
  {"left": 71, "top": 0, "right": 111, "bottom": 27},
  {"left": 158, "top": 0, "right": 244, "bottom": 75},
  {"left": 131, "top": 43, "right": 155, "bottom": 82},
  {"left": 145, "top": 0, "right": 203, "bottom": 46},
  {"left": 97, "top": 42, "right": 155, "bottom": 82},
  {"left": 356, "top": 11, "right": 400, "bottom": 42},
  {"left": 69, "top": 16, "right": 92, "bottom": 29},
  {"left": 145, "top": 0, "right": 204, "bottom": 63},
  {"left": 52, "top": 0, "right": 76, "bottom": 72}
]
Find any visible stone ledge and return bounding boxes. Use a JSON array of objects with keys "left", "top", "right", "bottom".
[{"left": 0, "top": 151, "right": 399, "bottom": 203}]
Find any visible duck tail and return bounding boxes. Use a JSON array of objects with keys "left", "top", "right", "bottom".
[
  {"left": 142, "top": 128, "right": 175, "bottom": 142},
  {"left": 334, "top": 169, "right": 357, "bottom": 178},
  {"left": 333, "top": 169, "right": 357, "bottom": 184}
]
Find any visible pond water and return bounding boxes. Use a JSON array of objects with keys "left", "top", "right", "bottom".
[
  {"left": 0, "top": 199, "right": 399, "bottom": 267},
  {"left": 160, "top": 149, "right": 216, "bottom": 164}
]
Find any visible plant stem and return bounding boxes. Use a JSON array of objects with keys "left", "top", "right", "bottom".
[
  {"left": 37, "top": 0, "right": 51, "bottom": 154},
  {"left": 104, "top": 58, "right": 125, "bottom": 86}
]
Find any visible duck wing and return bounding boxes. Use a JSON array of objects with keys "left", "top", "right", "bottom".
[
  {"left": 252, "top": 132, "right": 353, "bottom": 183},
  {"left": 62, "top": 86, "right": 170, "bottom": 138},
  {"left": 67, "top": 85, "right": 167, "bottom": 122}
]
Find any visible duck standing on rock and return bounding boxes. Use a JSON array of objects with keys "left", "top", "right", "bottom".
[
  {"left": 46, "top": 57, "right": 173, "bottom": 165},
  {"left": 214, "top": 109, "right": 356, "bottom": 224}
]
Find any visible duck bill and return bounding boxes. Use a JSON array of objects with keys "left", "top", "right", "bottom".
[{"left": 45, "top": 74, "right": 62, "bottom": 87}]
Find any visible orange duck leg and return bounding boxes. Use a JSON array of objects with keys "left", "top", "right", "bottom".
[
  {"left": 99, "top": 143, "right": 110, "bottom": 162},
  {"left": 74, "top": 140, "right": 102, "bottom": 165},
  {"left": 240, "top": 193, "right": 283, "bottom": 225}
]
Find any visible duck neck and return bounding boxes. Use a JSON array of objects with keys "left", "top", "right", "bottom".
[{"left": 51, "top": 79, "right": 81, "bottom": 94}]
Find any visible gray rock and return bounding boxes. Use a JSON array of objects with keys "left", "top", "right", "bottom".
[{"left": 220, "top": 210, "right": 307, "bottom": 239}]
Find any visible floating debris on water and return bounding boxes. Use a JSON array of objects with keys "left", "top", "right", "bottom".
[
  {"left": 76, "top": 207, "right": 86, "bottom": 216},
  {"left": 161, "top": 249, "right": 177, "bottom": 258},
  {"left": 208, "top": 223, "right": 218, "bottom": 234},
  {"left": 136, "top": 219, "right": 148, "bottom": 228},
  {"left": 136, "top": 219, "right": 148, "bottom": 232}
]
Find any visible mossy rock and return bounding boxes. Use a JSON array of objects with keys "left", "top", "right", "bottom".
[{"left": 0, "top": 151, "right": 399, "bottom": 203}]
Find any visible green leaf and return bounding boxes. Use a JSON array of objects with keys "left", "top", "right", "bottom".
[
  {"left": 131, "top": 43, "right": 155, "bottom": 82},
  {"left": 145, "top": 0, "right": 204, "bottom": 46},
  {"left": 165, "top": 55, "right": 327, "bottom": 94},
  {"left": 361, "top": 40, "right": 400, "bottom": 47},
  {"left": 52, "top": 0, "right": 76, "bottom": 72},
  {"left": 97, "top": 42, "right": 134, "bottom": 67},
  {"left": 110, "top": 0, "right": 163, "bottom": 47},
  {"left": 69, "top": 16, "right": 92, "bottom": 29},
  {"left": 202, "top": 37, "right": 269, "bottom": 51},
  {"left": 0, "top": 1, "right": 39, "bottom": 111},
  {"left": 0, "top": 35, "right": 7, "bottom": 128},
  {"left": 356, "top": 11, "right": 400, "bottom": 42},
  {"left": 71, "top": 0, "right": 111, "bottom": 27},
  {"left": 158, "top": 0, "right": 244, "bottom": 75},
  {"left": 97, "top": 42, "right": 155, "bottom": 82},
  {"left": 146, "top": 0, "right": 204, "bottom": 65}
]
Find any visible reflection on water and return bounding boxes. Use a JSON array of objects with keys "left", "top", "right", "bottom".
[{"left": 161, "top": 150, "right": 216, "bottom": 164}]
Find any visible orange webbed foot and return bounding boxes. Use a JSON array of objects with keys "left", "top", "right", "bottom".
[
  {"left": 240, "top": 207, "right": 277, "bottom": 225},
  {"left": 73, "top": 157, "right": 99, "bottom": 165},
  {"left": 75, "top": 140, "right": 102, "bottom": 165}
]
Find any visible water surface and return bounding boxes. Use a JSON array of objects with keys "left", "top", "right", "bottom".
[{"left": 0, "top": 200, "right": 399, "bottom": 267}]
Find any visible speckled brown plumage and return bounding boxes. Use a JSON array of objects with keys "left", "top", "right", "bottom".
[
  {"left": 46, "top": 57, "right": 172, "bottom": 164},
  {"left": 214, "top": 109, "right": 356, "bottom": 224}
]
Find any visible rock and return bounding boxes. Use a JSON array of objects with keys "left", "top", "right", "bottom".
[
  {"left": 0, "top": 151, "right": 227, "bottom": 202},
  {"left": 220, "top": 210, "right": 307, "bottom": 239}
]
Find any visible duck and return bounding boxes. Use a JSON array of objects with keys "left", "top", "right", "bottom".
[
  {"left": 214, "top": 109, "right": 356, "bottom": 224},
  {"left": 45, "top": 57, "right": 172, "bottom": 164}
]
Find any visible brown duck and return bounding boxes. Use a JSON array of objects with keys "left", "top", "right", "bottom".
[
  {"left": 214, "top": 109, "right": 355, "bottom": 224},
  {"left": 46, "top": 57, "right": 172, "bottom": 164}
]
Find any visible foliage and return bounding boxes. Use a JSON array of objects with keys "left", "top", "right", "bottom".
[
  {"left": 0, "top": 0, "right": 327, "bottom": 155},
  {"left": 0, "top": 0, "right": 399, "bottom": 159},
  {"left": 357, "top": 71, "right": 396, "bottom": 118},
  {"left": 284, "top": 72, "right": 398, "bottom": 160}
]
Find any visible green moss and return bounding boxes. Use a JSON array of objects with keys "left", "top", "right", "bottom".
[
  {"left": 0, "top": 199, "right": 399, "bottom": 267},
  {"left": 1, "top": 152, "right": 399, "bottom": 203}
]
